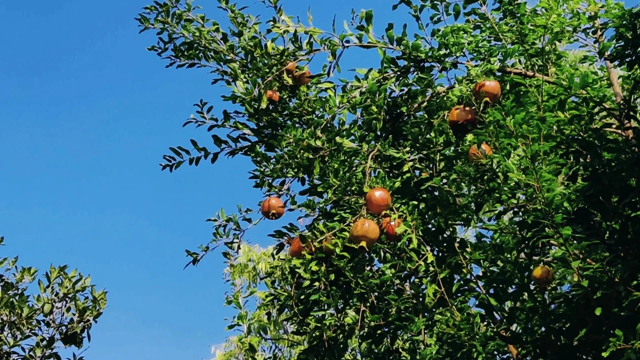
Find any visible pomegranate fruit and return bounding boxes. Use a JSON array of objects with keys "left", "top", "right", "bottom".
[
  {"left": 322, "top": 236, "right": 335, "bottom": 256},
  {"left": 448, "top": 106, "right": 477, "bottom": 135},
  {"left": 473, "top": 80, "right": 501, "bottom": 103},
  {"left": 531, "top": 265, "right": 553, "bottom": 287},
  {"left": 285, "top": 61, "right": 297, "bottom": 76},
  {"left": 350, "top": 218, "right": 380, "bottom": 250},
  {"left": 295, "top": 69, "right": 311, "bottom": 85},
  {"left": 288, "top": 237, "right": 304, "bottom": 258},
  {"left": 365, "top": 187, "right": 392, "bottom": 214},
  {"left": 381, "top": 217, "right": 403, "bottom": 240},
  {"left": 266, "top": 89, "right": 280, "bottom": 102},
  {"left": 468, "top": 142, "right": 493, "bottom": 162},
  {"left": 260, "top": 196, "right": 285, "bottom": 220}
]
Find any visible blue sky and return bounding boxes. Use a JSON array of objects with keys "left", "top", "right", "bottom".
[
  {"left": 0, "top": 1, "right": 395, "bottom": 359},
  {"left": 0, "top": 0, "right": 635, "bottom": 359}
]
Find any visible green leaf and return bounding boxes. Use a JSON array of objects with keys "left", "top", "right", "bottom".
[{"left": 453, "top": 3, "right": 462, "bottom": 21}]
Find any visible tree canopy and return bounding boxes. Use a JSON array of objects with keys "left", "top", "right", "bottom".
[
  {"left": 0, "top": 236, "right": 107, "bottom": 360},
  {"left": 137, "top": 0, "right": 640, "bottom": 358}
]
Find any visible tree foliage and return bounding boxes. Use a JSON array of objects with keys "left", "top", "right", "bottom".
[
  {"left": 137, "top": 0, "right": 640, "bottom": 358},
  {"left": 0, "top": 237, "right": 107, "bottom": 360}
]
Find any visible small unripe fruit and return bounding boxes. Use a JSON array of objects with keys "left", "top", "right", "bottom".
[
  {"left": 322, "top": 236, "right": 335, "bottom": 256},
  {"left": 531, "top": 265, "right": 553, "bottom": 287}
]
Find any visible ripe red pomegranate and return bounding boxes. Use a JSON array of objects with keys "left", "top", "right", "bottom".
[
  {"left": 350, "top": 218, "right": 380, "bottom": 250},
  {"left": 473, "top": 80, "right": 501, "bottom": 103},
  {"left": 381, "top": 217, "right": 403, "bottom": 240},
  {"left": 468, "top": 142, "right": 493, "bottom": 162},
  {"left": 260, "top": 196, "right": 285, "bottom": 220},
  {"left": 365, "top": 187, "right": 392, "bottom": 214},
  {"left": 448, "top": 106, "right": 477, "bottom": 135}
]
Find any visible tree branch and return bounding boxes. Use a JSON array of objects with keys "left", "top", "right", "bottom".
[
  {"left": 591, "top": 17, "right": 634, "bottom": 140},
  {"left": 499, "top": 67, "right": 555, "bottom": 84},
  {"left": 604, "top": 60, "right": 624, "bottom": 103},
  {"left": 594, "top": 20, "right": 624, "bottom": 104}
]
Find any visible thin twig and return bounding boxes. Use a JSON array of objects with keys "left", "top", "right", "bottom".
[
  {"left": 431, "top": 261, "right": 461, "bottom": 320},
  {"left": 357, "top": 303, "right": 365, "bottom": 330},
  {"left": 500, "top": 67, "right": 555, "bottom": 84},
  {"left": 409, "top": 84, "right": 455, "bottom": 114},
  {"left": 455, "top": 241, "right": 518, "bottom": 357},
  {"left": 436, "top": 274, "right": 460, "bottom": 320},
  {"left": 458, "top": 60, "right": 556, "bottom": 84},
  {"left": 260, "top": 336, "right": 303, "bottom": 345},
  {"left": 602, "top": 128, "right": 629, "bottom": 137},
  {"left": 364, "top": 145, "right": 379, "bottom": 188}
]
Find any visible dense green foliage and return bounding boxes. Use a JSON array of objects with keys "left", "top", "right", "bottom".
[
  {"left": 138, "top": 0, "right": 640, "bottom": 358},
  {"left": 0, "top": 237, "right": 107, "bottom": 360}
]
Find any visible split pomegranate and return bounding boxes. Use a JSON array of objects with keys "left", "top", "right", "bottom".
[
  {"left": 468, "top": 142, "right": 493, "bottom": 162},
  {"left": 531, "top": 265, "right": 553, "bottom": 287},
  {"left": 381, "top": 217, "right": 403, "bottom": 241},
  {"left": 260, "top": 196, "right": 285, "bottom": 220},
  {"left": 365, "top": 187, "right": 392, "bottom": 214},
  {"left": 448, "top": 106, "right": 477, "bottom": 135},
  {"left": 473, "top": 80, "right": 501, "bottom": 103},
  {"left": 266, "top": 89, "right": 280, "bottom": 102},
  {"left": 350, "top": 218, "right": 380, "bottom": 250}
]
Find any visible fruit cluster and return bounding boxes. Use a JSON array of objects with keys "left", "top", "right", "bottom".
[
  {"left": 449, "top": 80, "right": 554, "bottom": 287},
  {"left": 260, "top": 68, "right": 552, "bottom": 288},
  {"left": 259, "top": 187, "right": 400, "bottom": 258},
  {"left": 264, "top": 61, "right": 312, "bottom": 104},
  {"left": 449, "top": 80, "right": 501, "bottom": 163}
]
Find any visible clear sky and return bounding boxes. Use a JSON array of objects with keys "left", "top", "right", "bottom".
[{"left": 0, "top": 1, "right": 634, "bottom": 360}]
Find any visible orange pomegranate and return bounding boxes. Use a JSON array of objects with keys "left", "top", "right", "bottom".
[
  {"left": 365, "top": 187, "right": 392, "bottom": 214},
  {"left": 381, "top": 217, "right": 403, "bottom": 240},
  {"left": 473, "top": 80, "right": 501, "bottom": 103},
  {"left": 266, "top": 90, "right": 280, "bottom": 102},
  {"left": 260, "top": 196, "right": 285, "bottom": 220},
  {"left": 448, "top": 106, "right": 477, "bottom": 135},
  {"left": 288, "top": 237, "right": 304, "bottom": 258},
  {"left": 295, "top": 69, "right": 311, "bottom": 85},
  {"left": 350, "top": 218, "right": 380, "bottom": 250},
  {"left": 468, "top": 142, "right": 493, "bottom": 162}
]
